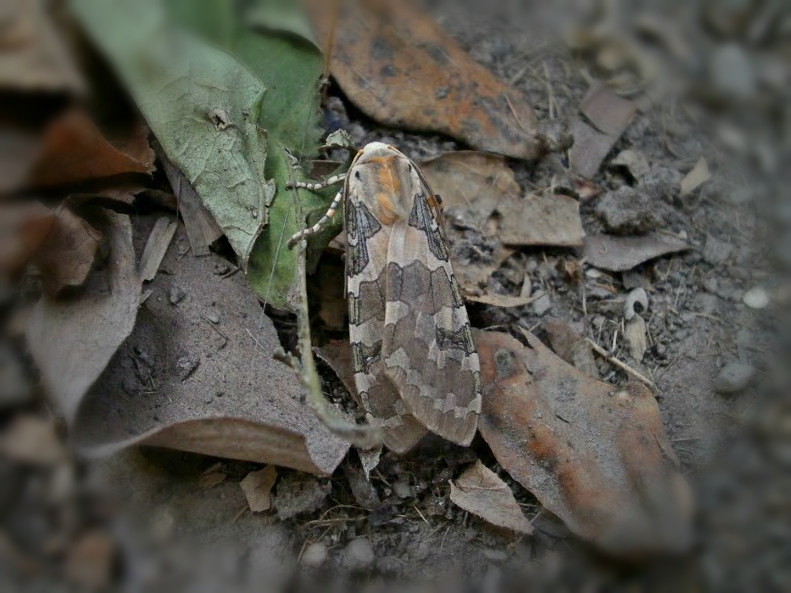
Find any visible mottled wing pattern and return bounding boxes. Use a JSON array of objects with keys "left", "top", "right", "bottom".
[
  {"left": 382, "top": 168, "right": 482, "bottom": 446},
  {"left": 346, "top": 187, "right": 428, "bottom": 453}
]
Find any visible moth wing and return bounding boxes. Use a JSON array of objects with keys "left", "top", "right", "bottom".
[
  {"left": 382, "top": 190, "right": 482, "bottom": 446},
  {"left": 346, "top": 190, "right": 427, "bottom": 453}
]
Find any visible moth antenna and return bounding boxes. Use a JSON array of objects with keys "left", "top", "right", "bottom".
[
  {"left": 287, "top": 188, "right": 344, "bottom": 248},
  {"left": 285, "top": 173, "right": 346, "bottom": 192}
]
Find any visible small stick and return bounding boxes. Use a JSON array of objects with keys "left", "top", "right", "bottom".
[{"left": 585, "top": 338, "right": 656, "bottom": 388}]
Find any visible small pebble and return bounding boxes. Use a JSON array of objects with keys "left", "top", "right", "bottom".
[
  {"left": 169, "top": 285, "right": 186, "bottom": 305},
  {"left": 206, "top": 311, "right": 220, "bottom": 324},
  {"left": 742, "top": 286, "right": 769, "bottom": 309},
  {"left": 342, "top": 538, "right": 375, "bottom": 572},
  {"left": 532, "top": 293, "right": 552, "bottom": 316},
  {"left": 714, "top": 362, "right": 755, "bottom": 394},
  {"left": 301, "top": 542, "right": 328, "bottom": 568},
  {"left": 482, "top": 549, "right": 509, "bottom": 564},
  {"left": 392, "top": 478, "right": 411, "bottom": 499},
  {"left": 213, "top": 262, "right": 231, "bottom": 275}
]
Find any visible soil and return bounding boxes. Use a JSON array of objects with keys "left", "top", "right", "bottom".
[{"left": 3, "top": 1, "right": 788, "bottom": 592}]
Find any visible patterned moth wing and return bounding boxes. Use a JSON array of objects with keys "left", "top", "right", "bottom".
[
  {"left": 345, "top": 148, "right": 428, "bottom": 454},
  {"left": 347, "top": 143, "right": 482, "bottom": 447}
]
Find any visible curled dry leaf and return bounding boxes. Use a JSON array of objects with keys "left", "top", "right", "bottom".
[
  {"left": 307, "top": 0, "right": 543, "bottom": 159},
  {"left": 0, "top": 202, "right": 102, "bottom": 296},
  {"left": 71, "top": 222, "right": 349, "bottom": 476},
  {"left": 26, "top": 211, "right": 141, "bottom": 426},
  {"left": 584, "top": 233, "right": 690, "bottom": 272},
  {"left": 240, "top": 466, "right": 278, "bottom": 513},
  {"left": 34, "top": 208, "right": 103, "bottom": 296},
  {"left": 27, "top": 109, "right": 155, "bottom": 189},
  {"left": 449, "top": 460, "right": 534, "bottom": 535},
  {"left": 475, "top": 330, "right": 693, "bottom": 556}
]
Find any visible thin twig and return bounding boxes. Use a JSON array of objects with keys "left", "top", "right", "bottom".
[
  {"left": 585, "top": 338, "right": 656, "bottom": 388},
  {"left": 292, "top": 242, "right": 381, "bottom": 448}
]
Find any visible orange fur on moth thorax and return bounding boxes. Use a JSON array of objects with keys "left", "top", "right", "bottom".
[{"left": 288, "top": 142, "right": 481, "bottom": 452}]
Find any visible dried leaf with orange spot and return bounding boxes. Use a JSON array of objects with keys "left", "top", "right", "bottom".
[
  {"left": 308, "top": 0, "right": 544, "bottom": 159},
  {"left": 475, "top": 329, "right": 693, "bottom": 555}
]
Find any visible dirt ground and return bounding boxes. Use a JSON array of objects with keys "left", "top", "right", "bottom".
[{"left": 2, "top": 1, "right": 789, "bottom": 592}]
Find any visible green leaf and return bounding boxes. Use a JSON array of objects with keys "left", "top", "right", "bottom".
[
  {"left": 72, "top": 0, "right": 334, "bottom": 309},
  {"left": 164, "top": 0, "right": 324, "bottom": 159},
  {"left": 71, "top": 0, "right": 274, "bottom": 266},
  {"left": 246, "top": 139, "right": 339, "bottom": 308},
  {"left": 163, "top": 0, "right": 330, "bottom": 309}
]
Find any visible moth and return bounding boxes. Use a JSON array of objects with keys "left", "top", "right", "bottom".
[{"left": 288, "top": 142, "right": 481, "bottom": 452}]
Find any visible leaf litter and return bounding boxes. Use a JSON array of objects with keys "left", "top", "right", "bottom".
[
  {"left": 306, "top": 0, "right": 547, "bottom": 160},
  {"left": 70, "top": 222, "right": 351, "bottom": 476},
  {"left": 475, "top": 330, "right": 693, "bottom": 555},
  {"left": 449, "top": 460, "right": 534, "bottom": 535}
]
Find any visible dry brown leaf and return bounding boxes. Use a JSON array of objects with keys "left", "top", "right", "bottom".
[
  {"left": 680, "top": 157, "right": 711, "bottom": 196},
  {"left": 497, "top": 193, "right": 584, "bottom": 247},
  {"left": 475, "top": 330, "right": 693, "bottom": 556},
  {"left": 70, "top": 222, "right": 350, "bottom": 476},
  {"left": 240, "top": 466, "right": 278, "bottom": 513},
  {"left": 420, "top": 151, "right": 578, "bottom": 295},
  {"left": 308, "top": 0, "right": 543, "bottom": 159},
  {"left": 0, "top": 414, "right": 68, "bottom": 465},
  {"left": 421, "top": 152, "right": 584, "bottom": 246},
  {"left": 139, "top": 216, "right": 178, "bottom": 282},
  {"left": 63, "top": 530, "right": 115, "bottom": 588},
  {"left": 580, "top": 82, "right": 638, "bottom": 136},
  {"left": 569, "top": 83, "right": 637, "bottom": 178},
  {"left": 26, "top": 211, "right": 141, "bottom": 425},
  {"left": 27, "top": 110, "right": 154, "bottom": 189},
  {"left": 157, "top": 144, "right": 223, "bottom": 256},
  {"left": 0, "top": 0, "right": 85, "bottom": 93},
  {"left": 449, "top": 460, "right": 534, "bottom": 535},
  {"left": 420, "top": 151, "right": 520, "bottom": 232},
  {"left": 544, "top": 318, "right": 599, "bottom": 378},
  {"left": 34, "top": 208, "right": 103, "bottom": 296},
  {"left": 584, "top": 233, "right": 690, "bottom": 272}
]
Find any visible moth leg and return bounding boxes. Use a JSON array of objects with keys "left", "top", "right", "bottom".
[
  {"left": 286, "top": 173, "right": 346, "bottom": 191},
  {"left": 287, "top": 188, "right": 344, "bottom": 248}
]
